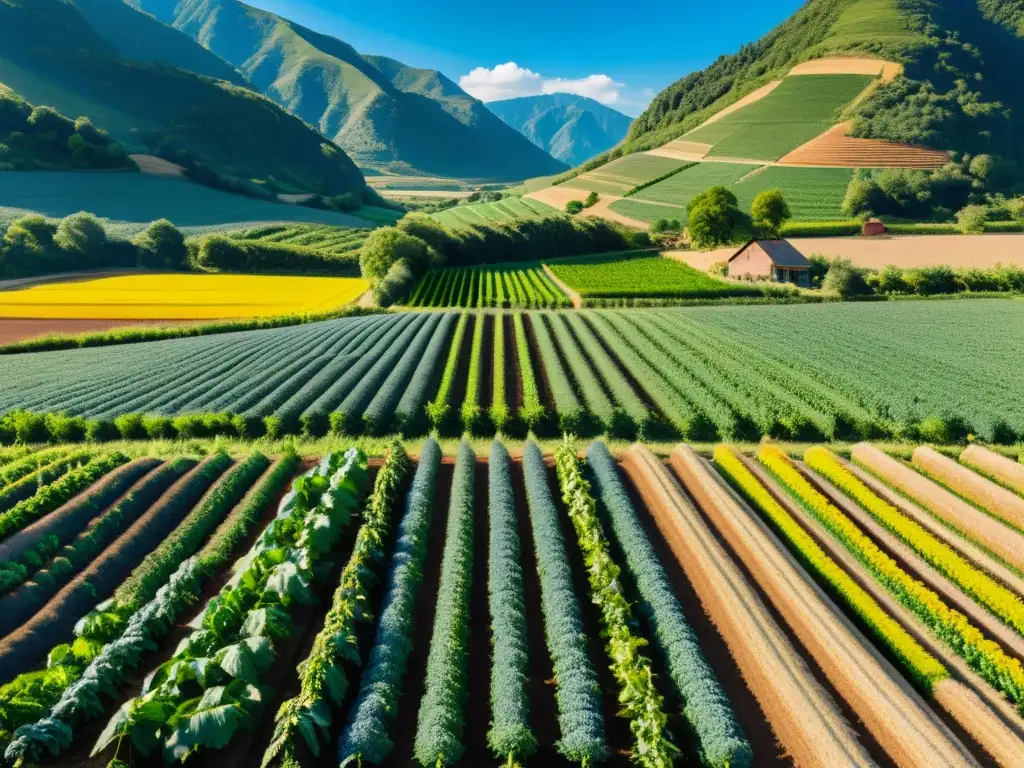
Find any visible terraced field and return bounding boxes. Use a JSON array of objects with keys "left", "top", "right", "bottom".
[
  {"left": 731, "top": 167, "right": 854, "bottom": 220},
  {"left": 429, "top": 197, "right": 560, "bottom": 228},
  {"left": 629, "top": 162, "right": 760, "bottom": 208},
  {"left": 565, "top": 154, "right": 690, "bottom": 195},
  {"left": 1, "top": 300, "right": 1021, "bottom": 443},
  {"left": 683, "top": 74, "right": 875, "bottom": 161},
  {"left": 0, "top": 436, "right": 1022, "bottom": 768},
  {"left": 227, "top": 223, "right": 372, "bottom": 254},
  {"left": 405, "top": 264, "right": 570, "bottom": 309}
]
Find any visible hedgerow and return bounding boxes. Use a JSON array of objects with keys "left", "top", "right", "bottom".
[
  {"left": 414, "top": 440, "right": 475, "bottom": 767},
  {"left": 521, "top": 441, "right": 606, "bottom": 764},
  {"left": 587, "top": 442, "right": 751, "bottom": 768},
  {"left": 555, "top": 441, "right": 677, "bottom": 767},
  {"left": 486, "top": 441, "right": 537, "bottom": 765},
  {"left": 264, "top": 442, "right": 410, "bottom": 767}
]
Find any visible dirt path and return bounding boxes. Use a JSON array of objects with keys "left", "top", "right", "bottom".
[
  {"left": 788, "top": 57, "right": 902, "bottom": 81},
  {"left": 853, "top": 445, "right": 1024, "bottom": 574},
  {"left": 620, "top": 445, "right": 875, "bottom": 767},
  {"left": 672, "top": 446, "right": 977, "bottom": 768},
  {"left": 524, "top": 185, "right": 650, "bottom": 229},
  {"left": 541, "top": 264, "right": 582, "bottom": 308},
  {"left": 740, "top": 455, "right": 1023, "bottom": 767}
]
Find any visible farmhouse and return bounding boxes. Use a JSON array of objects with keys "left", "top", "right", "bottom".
[{"left": 728, "top": 240, "right": 811, "bottom": 287}]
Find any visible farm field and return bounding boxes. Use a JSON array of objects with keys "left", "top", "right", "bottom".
[
  {"left": 226, "top": 223, "right": 372, "bottom": 255},
  {"left": 631, "top": 162, "right": 760, "bottom": 209},
  {"left": 0, "top": 274, "right": 370, "bottom": 320},
  {"left": 606, "top": 198, "right": 687, "bottom": 224},
  {"left": 683, "top": 74, "right": 875, "bottom": 161},
  {"left": 731, "top": 166, "right": 853, "bottom": 220},
  {"left": 547, "top": 252, "right": 760, "bottom": 301},
  {"left": 429, "top": 197, "right": 560, "bottom": 229},
  {"left": 565, "top": 154, "right": 690, "bottom": 195},
  {"left": 405, "top": 264, "right": 570, "bottom": 308},
  {"left": 0, "top": 173, "right": 374, "bottom": 236},
  {"left": 1, "top": 300, "right": 1021, "bottom": 443},
  {"left": 0, "top": 437, "right": 1022, "bottom": 767}
]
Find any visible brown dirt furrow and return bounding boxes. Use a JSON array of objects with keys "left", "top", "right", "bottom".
[
  {"left": 961, "top": 446, "right": 1024, "bottom": 497},
  {"left": 800, "top": 463, "right": 1024, "bottom": 664},
  {"left": 541, "top": 264, "right": 582, "bottom": 309},
  {"left": 673, "top": 447, "right": 976, "bottom": 768},
  {"left": 842, "top": 459, "right": 1024, "bottom": 600},
  {"left": 740, "top": 454, "right": 1024, "bottom": 767},
  {"left": 912, "top": 448, "right": 1024, "bottom": 534},
  {"left": 853, "top": 444, "right": 1024, "bottom": 575},
  {"left": 620, "top": 445, "right": 875, "bottom": 768}
]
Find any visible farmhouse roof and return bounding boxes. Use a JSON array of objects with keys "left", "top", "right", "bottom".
[{"left": 731, "top": 239, "right": 810, "bottom": 268}]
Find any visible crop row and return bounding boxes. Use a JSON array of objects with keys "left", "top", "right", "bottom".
[{"left": 406, "top": 265, "right": 571, "bottom": 309}]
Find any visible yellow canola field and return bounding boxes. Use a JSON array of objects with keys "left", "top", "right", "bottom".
[{"left": 0, "top": 274, "right": 370, "bottom": 320}]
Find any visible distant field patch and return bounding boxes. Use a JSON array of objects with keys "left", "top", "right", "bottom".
[
  {"left": 732, "top": 167, "right": 853, "bottom": 220},
  {"left": 547, "top": 252, "right": 760, "bottom": 300},
  {"left": 0, "top": 172, "right": 374, "bottom": 236},
  {"left": 406, "top": 263, "right": 569, "bottom": 308},
  {"left": 684, "top": 75, "right": 875, "bottom": 161},
  {"left": 567, "top": 154, "right": 690, "bottom": 196},
  {"left": 557, "top": 177, "right": 632, "bottom": 195},
  {"left": 0, "top": 273, "right": 369, "bottom": 319},
  {"left": 607, "top": 198, "right": 687, "bottom": 224},
  {"left": 429, "top": 197, "right": 560, "bottom": 228},
  {"left": 633, "top": 162, "right": 760, "bottom": 207}
]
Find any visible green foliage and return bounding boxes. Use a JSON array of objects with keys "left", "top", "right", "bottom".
[
  {"left": 429, "top": 197, "right": 561, "bottom": 230},
  {"left": 521, "top": 441, "right": 607, "bottom": 763},
  {"left": 583, "top": 191, "right": 599, "bottom": 208},
  {"left": 132, "top": 220, "right": 188, "bottom": 270},
  {"left": 822, "top": 258, "right": 872, "bottom": 297},
  {"left": 408, "top": 264, "right": 570, "bottom": 309},
  {"left": 413, "top": 440, "right": 475, "bottom": 768},
  {"left": 565, "top": 200, "right": 584, "bottom": 215},
  {"left": 687, "top": 186, "right": 742, "bottom": 247},
  {"left": 459, "top": 315, "right": 487, "bottom": 435},
  {"left": 956, "top": 204, "right": 988, "bottom": 234},
  {"left": 548, "top": 252, "right": 760, "bottom": 300},
  {"left": 555, "top": 441, "right": 678, "bottom": 767},
  {"left": 0, "top": 86, "right": 131, "bottom": 172},
  {"left": 486, "top": 441, "right": 537, "bottom": 763},
  {"left": 197, "top": 235, "right": 360, "bottom": 277},
  {"left": 427, "top": 313, "right": 469, "bottom": 432},
  {"left": 338, "top": 439, "right": 440, "bottom": 764},
  {"left": 263, "top": 442, "right": 410, "bottom": 768},
  {"left": 513, "top": 314, "right": 546, "bottom": 430},
  {"left": 634, "top": 163, "right": 758, "bottom": 209},
  {"left": 750, "top": 188, "right": 791, "bottom": 237},
  {"left": 587, "top": 442, "right": 752, "bottom": 768}
]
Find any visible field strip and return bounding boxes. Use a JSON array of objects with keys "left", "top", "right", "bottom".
[
  {"left": 129, "top": 154, "right": 185, "bottom": 176},
  {"left": 842, "top": 459, "right": 1024, "bottom": 599},
  {"left": 523, "top": 185, "right": 652, "bottom": 229},
  {"left": 684, "top": 80, "right": 782, "bottom": 133},
  {"left": 961, "top": 445, "right": 1024, "bottom": 496},
  {"left": 913, "top": 447, "right": 1024, "bottom": 533},
  {"left": 786, "top": 234, "right": 1024, "bottom": 269},
  {"left": 378, "top": 189, "right": 476, "bottom": 198},
  {"left": 802, "top": 462, "right": 1024, "bottom": 661},
  {"left": 788, "top": 57, "right": 902, "bottom": 82},
  {"left": 853, "top": 444, "right": 1024, "bottom": 574},
  {"left": 777, "top": 121, "right": 950, "bottom": 168},
  {"left": 737, "top": 454, "right": 1024, "bottom": 762},
  {"left": 620, "top": 445, "right": 875, "bottom": 767},
  {"left": 672, "top": 446, "right": 977, "bottom": 766}
]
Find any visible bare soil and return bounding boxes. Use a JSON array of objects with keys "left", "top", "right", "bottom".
[
  {"left": 0, "top": 318, "right": 199, "bottom": 346},
  {"left": 788, "top": 57, "right": 901, "bottom": 81},
  {"left": 777, "top": 121, "right": 949, "bottom": 168},
  {"left": 524, "top": 185, "right": 649, "bottom": 229},
  {"left": 620, "top": 445, "right": 875, "bottom": 767}
]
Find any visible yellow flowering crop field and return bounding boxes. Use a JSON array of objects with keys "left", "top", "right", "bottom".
[{"left": 0, "top": 274, "right": 370, "bottom": 320}]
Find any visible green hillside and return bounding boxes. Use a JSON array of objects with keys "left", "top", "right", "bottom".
[
  {"left": 127, "top": 0, "right": 568, "bottom": 180},
  {"left": 0, "top": 0, "right": 366, "bottom": 197},
  {"left": 626, "top": 0, "right": 1024, "bottom": 168}
]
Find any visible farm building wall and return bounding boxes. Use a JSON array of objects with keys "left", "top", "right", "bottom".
[{"left": 728, "top": 243, "right": 774, "bottom": 279}]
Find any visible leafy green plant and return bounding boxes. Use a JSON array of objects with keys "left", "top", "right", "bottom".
[
  {"left": 555, "top": 440, "right": 677, "bottom": 768},
  {"left": 426, "top": 313, "right": 468, "bottom": 432}
]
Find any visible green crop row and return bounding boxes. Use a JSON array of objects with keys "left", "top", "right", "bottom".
[{"left": 407, "top": 265, "right": 570, "bottom": 309}]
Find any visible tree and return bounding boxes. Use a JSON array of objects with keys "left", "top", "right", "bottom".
[
  {"left": 359, "top": 227, "right": 432, "bottom": 284},
  {"left": 53, "top": 211, "right": 107, "bottom": 266},
  {"left": 687, "top": 186, "right": 740, "bottom": 248},
  {"left": 750, "top": 188, "right": 791, "bottom": 237},
  {"left": 565, "top": 200, "right": 584, "bottom": 215},
  {"left": 841, "top": 176, "right": 883, "bottom": 217},
  {"left": 133, "top": 219, "right": 188, "bottom": 269},
  {"left": 397, "top": 213, "right": 455, "bottom": 262},
  {"left": 583, "top": 191, "right": 599, "bottom": 208},
  {"left": 822, "top": 258, "right": 870, "bottom": 297}
]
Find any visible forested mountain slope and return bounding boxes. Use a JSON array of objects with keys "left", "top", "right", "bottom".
[
  {"left": 626, "top": 0, "right": 1024, "bottom": 166},
  {"left": 0, "top": 0, "right": 366, "bottom": 196},
  {"left": 487, "top": 93, "right": 632, "bottom": 165},
  {"left": 127, "top": 0, "right": 568, "bottom": 180}
]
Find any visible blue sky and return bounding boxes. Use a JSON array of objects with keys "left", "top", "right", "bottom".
[{"left": 246, "top": 0, "right": 804, "bottom": 116}]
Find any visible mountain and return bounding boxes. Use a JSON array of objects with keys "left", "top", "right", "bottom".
[
  {"left": 0, "top": 0, "right": 365, "bottom": 196},
  {"left": 626, "top": 0, "right": 1024, "bottom": 166},
  {"left": 126, "top": 0, "right": 568, "bottom": 180},
  {"left": 486, "top": 94, "right": 632, "bottom": 165}
]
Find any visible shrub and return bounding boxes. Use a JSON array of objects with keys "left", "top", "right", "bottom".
[
  {"left": 956, "top": 204, "right": 988, "bottom": 234},
  {"left": 822, "top": 258, "right": 870, "bottom": 297},
  {"left": 565, "top": 200, "right": 584, "bottom": 215},
  {"left": 750, "top": 188, "right": 791, "bottom": 238},
  {"left": 903, "top": 265, "right": 958, "bottom": 295},
  {"left": 374, "top": 258, "right": 417, "bottom": 307},
  {"left": 583, "top": 191, "right": 599, "bottom": 208},
  {"left": 708, "top": 260, "right": 728, "bottom": 277},
  {"left": 359, "top": 227, "right": 432, "bottom": 283},
  {"left": 53, "top": 212, "right": 106, "bottom": 265},
  {"left": 133, "top": 219, "right": 188, "bottom": 270},
  {"left": 874, "top": 265, "right": 910, "bottom": 294}
]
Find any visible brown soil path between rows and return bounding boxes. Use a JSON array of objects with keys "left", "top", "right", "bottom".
[
  {"left": 673, "top": 448, "right": 973, "bottom": 768},
  {"left": 620, "top": 446, "right": 873, "bottom": 767},
  {"left": 739, "top": 455, "right": 1016, "bottom": 767}
]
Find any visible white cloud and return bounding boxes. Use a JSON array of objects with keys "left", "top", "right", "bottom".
[{"left": 459, "top": 62, "right": 624, "bottom": 105}]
